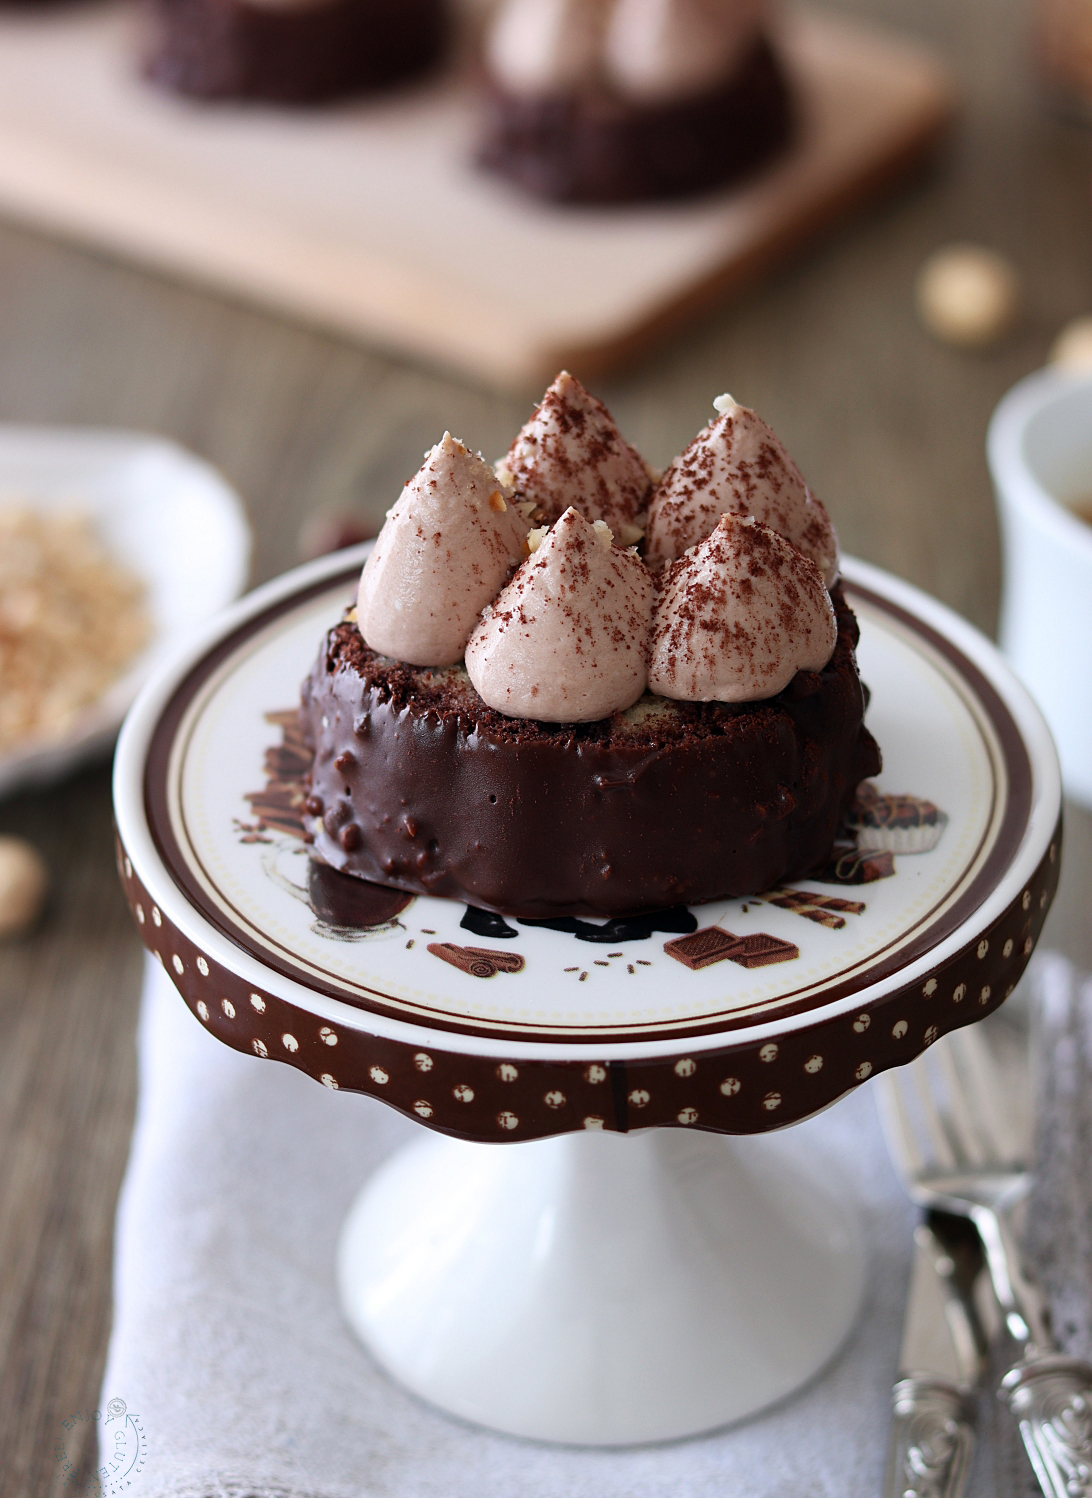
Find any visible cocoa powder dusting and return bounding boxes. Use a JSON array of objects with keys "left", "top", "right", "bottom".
[
  {"left": 503, "top": 374, "right": 651, "bottom": 528},
  {"left": 321, "top": 576, "right": 857, "bottom": 748}
]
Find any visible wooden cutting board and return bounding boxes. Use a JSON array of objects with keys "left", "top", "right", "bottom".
[{"left": 0, "top": 4, "right": 953, "bottom": 388}]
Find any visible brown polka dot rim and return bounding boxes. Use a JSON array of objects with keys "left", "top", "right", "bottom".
[{"left": 112, "top": 552, "right": 1062, "bottom": 1139}]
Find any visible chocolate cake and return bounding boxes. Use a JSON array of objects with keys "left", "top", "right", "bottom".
[
  {"left": 143, "top": 0, "right": 447, "bottom": 103},
  {"left": 480, "top": 34, "right": 792, "bottom": 203},
  {"left": 478, "top": 0, "right": 793, "bottom": 203},
  {"left": 299, "top": 376, "right": 881, "bottom": 920},
  {"left": 301, "top": 584, "right": 880, "bottom": 918}
]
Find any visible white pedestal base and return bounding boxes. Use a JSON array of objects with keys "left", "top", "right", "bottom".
[{"left": 338, "top": 1126, "right": 865, "bottom": 1446}]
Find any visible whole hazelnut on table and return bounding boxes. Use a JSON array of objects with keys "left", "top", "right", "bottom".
[
  {"left": 1050, "top": 315, "right": 1092, "bottom": 373},
  {"left": 0, "top": 836, "right": 49, "bottom": 938},
  {"left": 915, "top": 243, "right": 1021, "bottom": 348}
]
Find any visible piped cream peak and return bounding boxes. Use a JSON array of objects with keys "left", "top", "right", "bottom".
[
  {"left": 487, "top": 0, "right": 766, "bottom": 103},
  {"left": 499, "top": 371, "right": 652, "bottom": 540},
  {"left": 465, "top": 506, "right": 653, "bottom": 721},
  {"left": 645, "top": 397, "right": 839, "bottom": 584},
  {"left": 357, "top": 432, "right": 529, "bottom": 667},
  {"left": 649, "top": 514, "right": 836, "bottom": 703},
  {"left": 603, "top": 0, "right": 766, "bottom": 101},
  {"left": 486, "top": 0, "right": 611, "bottom": 96}
]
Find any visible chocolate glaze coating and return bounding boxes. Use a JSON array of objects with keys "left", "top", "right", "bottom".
[
  {"left": 478, "top": 34, "right": 793, "bottom": 204},
  {"left": 300, "top": 584, "right": 881, "bottom": 918},
  {"left": 143, "top": 0, "right": 447, "bottom": 103}
]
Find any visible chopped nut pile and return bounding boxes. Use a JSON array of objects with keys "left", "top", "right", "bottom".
[{"left": 0, "top": 505, "right": 152, "bottom": 753}]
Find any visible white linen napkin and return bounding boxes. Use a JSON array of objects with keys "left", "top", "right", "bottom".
[{"left": 100, "top": 953, "right": 1086, "bottom": 1498}]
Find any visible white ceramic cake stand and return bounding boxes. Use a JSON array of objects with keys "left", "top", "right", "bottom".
[{"left": 112, "top": 550, "right": 1061, "bottom": 1446}]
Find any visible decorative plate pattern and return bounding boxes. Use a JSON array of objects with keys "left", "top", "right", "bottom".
[
  {"left": 112, "top": 551, "right": 1062, "bottom": 1140},
  {"left": 115, "top": 827, "right": 1058, "bottom": 1137}
]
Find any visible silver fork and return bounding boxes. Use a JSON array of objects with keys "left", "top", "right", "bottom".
[{"left": 876, "top": 1018, "right": 1092, "bottom": 1498}]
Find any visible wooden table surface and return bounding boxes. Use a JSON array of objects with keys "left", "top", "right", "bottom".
[{"left": 1, "top": 0, "right": 1091, "bottom": 1492}]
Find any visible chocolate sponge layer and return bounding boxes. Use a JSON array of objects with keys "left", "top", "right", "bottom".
[{"left": 300, "top": 583, "right": 881, "bottom": 918}]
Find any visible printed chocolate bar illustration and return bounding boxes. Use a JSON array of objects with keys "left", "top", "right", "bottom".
[
  {"left": 237, "top": 710, "right": 310, "bottom": 842},
  {"left": 664, "top": 929, "right": 799, "bottom": 971}
]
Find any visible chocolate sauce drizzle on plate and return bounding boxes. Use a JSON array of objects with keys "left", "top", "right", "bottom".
[
  {"left": 461, "top": 904, "right": 698, "bottom": 944},
  {"left": 461, "top": 906, "right": 519, "bottom": 939},
  {"left": 519, "top": 907, "right": 699, "bottom": 944}
]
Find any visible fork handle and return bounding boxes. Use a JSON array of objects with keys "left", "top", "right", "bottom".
[
  {"left": 972, "top": 1206, "right": 1053, "bottom": 1350},
  {"left": 1002, "top": 1354, "right": 1092, "bottom": 1498},
  {"left": 885, "top": 1377, "right": 976, "bottom": 1498}
]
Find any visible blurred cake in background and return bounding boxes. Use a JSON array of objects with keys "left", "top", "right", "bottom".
[
  {"left": 478, "top": 0, "right": 793, "bottom": 201},
  {"left": 143, "top": 0, "right": 448, "bottom": 103},
  {"left": 1037, "top": 0, "right": 1092, "bottom": 120}
]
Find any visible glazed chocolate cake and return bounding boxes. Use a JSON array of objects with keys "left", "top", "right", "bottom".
[
  {"left": 301, "top": 583, "right": 880, "bottom": 918},
  {"left": 478, "top": 0, "right": 793, "bottom": 203},
  {"left": 300, "top": 375, "right": 881, "bottom": 919},
  {"left": 143, "top": 0, "right": 447, "bottom": 103}
]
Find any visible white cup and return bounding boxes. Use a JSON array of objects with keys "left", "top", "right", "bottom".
[{"left": 988, "top": 368, "right": 1092, "bottom": 808}]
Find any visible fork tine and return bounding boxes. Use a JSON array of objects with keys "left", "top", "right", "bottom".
[
  {"left": 911, "top": 1053, "right": 962, "bottom": 1172},
  {"left": 948, "top": 1026, "right": 1025, "bottom": 1166},
  {"left": 936, "top": 1040, "right": 991, "bottom": 1168},
  {"left": 874, "top": 1069, "right": 928, "bottom": 1180}
]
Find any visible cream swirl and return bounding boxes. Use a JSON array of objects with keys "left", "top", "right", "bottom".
[
  {"left": 498, "top": 370, "right": 652, "bottom": 541},
  {"left": 465, "top": 506, "right": 653, "bottom": 721},
  {"left": 644, "top": 395, "right": 839, "bottom": 584},
  {"left": 604, "top": 0, "right": 765, "bottom": 102},
  {"left": 357, "top": 433, "right": 529, "bottom": 667},
  {"left": 486, "top": 0, "right": 766, "bottom": 101},
  {"left": 486, "top": 0, "right": 610, "bottom": 97},
  {"left": 648, "top": 513, "right": 836, "bottom": 702}
]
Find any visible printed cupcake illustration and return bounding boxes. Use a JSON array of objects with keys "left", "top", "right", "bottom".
[{"left": 847, "top": 782, "right": 949, "bottom": 855}]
